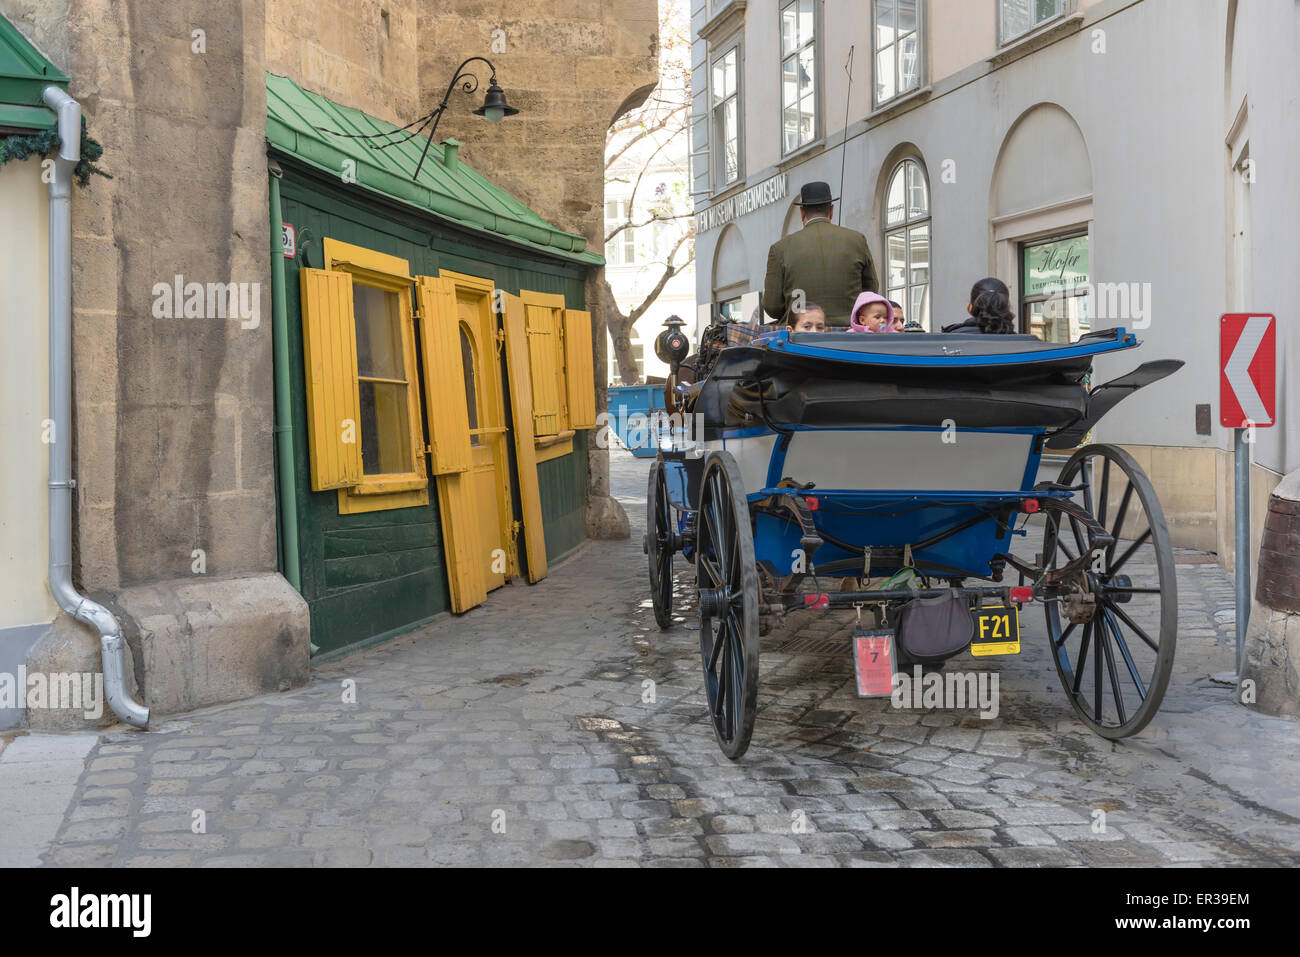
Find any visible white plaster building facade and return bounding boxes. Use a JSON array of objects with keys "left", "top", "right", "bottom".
[{"left": 688, "top": 0, "right": 1298, "bottom": 571}]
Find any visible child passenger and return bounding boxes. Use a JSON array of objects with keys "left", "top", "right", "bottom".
[
  {"left": 848, "top": 291, "right": 896, "bottom": 332},
  {"left": 788, "top": 302, "right": 827, "bottom": 333}
]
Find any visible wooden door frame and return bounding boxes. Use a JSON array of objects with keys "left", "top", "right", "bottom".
[{"left": 436, "top": 270, "right": 518, "bottom": 579}]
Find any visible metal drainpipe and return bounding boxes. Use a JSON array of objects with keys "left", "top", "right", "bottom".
[
  {"left": 267, "top": 162, "right": 301, "bottom": 591},
  {"left": 42, "top": 85, "right": 149, "bottom": 729}
]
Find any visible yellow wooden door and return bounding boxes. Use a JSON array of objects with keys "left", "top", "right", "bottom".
[
  {"left": 415, "top": 276, "right": 485, "bottom": 612},
  {"left": 456, "top": 287, "right": 514, "bottom": 591}
]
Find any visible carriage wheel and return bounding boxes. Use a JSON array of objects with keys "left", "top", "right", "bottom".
[
  {"left": 696, "top": 451, "right": 760, "bottom": 760},
  {"left": 647, "top": 459, "right": 674, "bottom": 629},
  {"left": 1043, "top": 444, "right": 1177, "bottom": 739}
]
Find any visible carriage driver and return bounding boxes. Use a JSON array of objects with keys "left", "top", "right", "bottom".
[{"left": 761, "top": 181, "right": 879, "bottom": 328}]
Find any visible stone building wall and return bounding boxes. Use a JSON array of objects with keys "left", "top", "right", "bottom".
[
  {"left": 0, "top": 0, "right": 657, "bottom": 723},
  {"left": 2, "top": 0, "right": 307, "bottom": 726}
]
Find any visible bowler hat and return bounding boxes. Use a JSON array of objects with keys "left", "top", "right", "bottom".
[{"left": 793, "top": 181, "right": 838, "bottom": 206}]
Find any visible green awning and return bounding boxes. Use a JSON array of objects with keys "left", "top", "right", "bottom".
[
  {"left": 0, "top": 14, "right": 68, "bottom": 131},
  {"left": 266, "top": 73, "right": 601, "bottom": 266}
]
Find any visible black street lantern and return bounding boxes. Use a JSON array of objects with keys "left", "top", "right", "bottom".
[
  {"left": 472, "top": 81, "right": 520, "bottom": 124},
  {"left": 413, "top": 56, "right": 519, "bottom": 179},
  {"left": 315, "top": 55, "right": 519, "bottom": 180}
]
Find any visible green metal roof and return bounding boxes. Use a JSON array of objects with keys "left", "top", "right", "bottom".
[
  {"left": 266, "top": 73, "right": 600, "bottom": 266},
  {"left": 0, "top": 14, "right": 68, "bottom": 130}
]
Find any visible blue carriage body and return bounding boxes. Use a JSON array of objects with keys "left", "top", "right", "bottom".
[{"left": 658, "top": 326, "right": 1159, "bottom": 583}]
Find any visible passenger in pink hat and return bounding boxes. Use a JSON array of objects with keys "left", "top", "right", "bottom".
[{"left": 848, "top": 291, "right": 896, "bottom": 332}]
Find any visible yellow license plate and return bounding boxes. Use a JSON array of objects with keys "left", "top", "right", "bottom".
[{"left": 972, "top": 605, "right": 1020, "bottom": 656}]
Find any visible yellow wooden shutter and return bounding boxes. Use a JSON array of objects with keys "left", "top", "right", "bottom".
[
  {"left": 502, "top": 292, "right": 549, "bottom": 583},
  {"left": 524, "top": 301, "right": 561, "bottom": 435},
  {"left": 563, "top": 308, "right": 596, "bottom": 429},
  {"left": 299, "top": 267, "right": 363, "bottom": 491},
  {"left": 415, "top": 276, "right": 472, "bottom": 475},
  {"left": 437, "top": 466, "right": 488, "bottom": 612}
]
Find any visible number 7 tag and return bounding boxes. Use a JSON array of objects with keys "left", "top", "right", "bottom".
[{"left": 853, "top": 627, "right": 895, "bottom": 697}]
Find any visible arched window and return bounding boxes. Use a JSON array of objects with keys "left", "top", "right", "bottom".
[
  {"left": 882, "top": 158, "right": 930, "bottom": 330},
  {"left": 459, "top": 322, "right": 481, "bottom": 446}
]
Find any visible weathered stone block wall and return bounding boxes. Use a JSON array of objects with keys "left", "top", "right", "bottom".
[
  {"left": 417, "top": 0, "right": 659, "bottom": 245},
  {"left": 266, "top": 0, "right": 421, "bottom": 124},
  {"left": 3, "top": 0, "right": 276, "bottom": 589}
]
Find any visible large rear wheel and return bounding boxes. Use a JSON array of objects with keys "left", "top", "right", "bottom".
[
  {"left": 1043, "top": 444, "right": 1177, "bottom": 739},
  {"left": 696, "top": 451, "right": 760, "bottom": 760}
]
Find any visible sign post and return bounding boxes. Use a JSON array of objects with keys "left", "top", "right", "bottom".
[{"left": 1219, "top": 314, "right": 1277, "bottom": 676}]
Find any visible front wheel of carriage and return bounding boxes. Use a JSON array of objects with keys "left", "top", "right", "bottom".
[
  {"left": 1042, "top": 443, "right": 1178, "bottom": 739},
  {"left": 647, "top": 458, "right": 675, "bottom": 629},
  {"left": 696, "top": 451, "right": 760, "bottom": 760}
]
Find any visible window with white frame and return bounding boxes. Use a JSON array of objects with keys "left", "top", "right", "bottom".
[
  {"left": 883, "top": 158, "right": 931, "bottom": 330},
  {"left": 604, "top": 199, "right": 637, "bottom": 266},
  {"left": 999, "top": 0, "right": 1065, "bottom": 45},
  {"left": 873, "top": 0, "right": 922, "bottom": 108},
  {"left": 711, "top": 45, "right": 741, "bottom": 188},
  {"left": 780, "top": 0, "right": 817, "bottom": 154}
]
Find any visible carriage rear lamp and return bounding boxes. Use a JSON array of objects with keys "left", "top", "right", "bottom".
[
  {"left": 1009, "top": 586, "right": 1034, "bottom": 603},
  {"left": 1022, "top": 498, "right": 1040, "bottom": 513},
  {"left": 655, "top": 315, "right": 691, "bottom": 365},
  {"left": 804, "top": 496, "right": 819, "bottom": 511}
]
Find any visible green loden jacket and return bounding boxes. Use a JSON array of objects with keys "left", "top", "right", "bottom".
[{"left": 761, "top": 217, "right": 879, "bottom": 326}]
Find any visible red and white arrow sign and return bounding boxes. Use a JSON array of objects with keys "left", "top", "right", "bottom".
[{"left": 1220, "top": 314, "right": 1276, "bottom": 427}]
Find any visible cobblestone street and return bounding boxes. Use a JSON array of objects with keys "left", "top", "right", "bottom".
[{"left": 4, "top": 449, "right": 1299, "bottom": 868}]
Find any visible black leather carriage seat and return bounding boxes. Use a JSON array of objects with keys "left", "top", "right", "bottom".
[{"left": 691, "top": 332, "right": 1096, "bottom": 435}]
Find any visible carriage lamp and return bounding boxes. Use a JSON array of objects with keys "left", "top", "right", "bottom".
[{"left": 655, "top": 315, "right": 691, "bottom": 365}]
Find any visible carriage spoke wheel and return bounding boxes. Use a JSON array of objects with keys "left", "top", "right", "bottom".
[
  {"left": 696, "top": 451, "right": 760, "bottom": 760},
  {"left": 1043, "top": 444, "right": 1177, "bottom": 739},
  {"left": 647, "top": 460, "right": 675, "bottom": 629}
]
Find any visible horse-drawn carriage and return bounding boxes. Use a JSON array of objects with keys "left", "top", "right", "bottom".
[{"left": 643, "top": 318, "right": 1183, "bottom": 759}]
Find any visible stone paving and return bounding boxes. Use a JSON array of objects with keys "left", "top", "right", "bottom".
[{"left": 8, "top": 450, "right": 1300, "bottom": 867}]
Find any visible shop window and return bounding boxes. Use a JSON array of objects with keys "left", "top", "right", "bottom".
[
  {"left": 717, "top": 297, "right": 744, "bottom": 324},
  {"left": 299, "top": 238, "right": 428, "bottom": 515},
  {"left": 1020, "top": 233, "right": 1090, "bottom": 342},
  {"left": 354, "top": 284, "right": 415, "bottom": 474}
]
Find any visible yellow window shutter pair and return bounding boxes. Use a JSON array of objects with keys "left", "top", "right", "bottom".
[{"left": 520, "top": 292, "right": 597, "bottom": 434}]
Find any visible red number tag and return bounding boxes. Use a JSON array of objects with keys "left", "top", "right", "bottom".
[{"left": 853, "top": 628, "right": 895, "bottom": 697}]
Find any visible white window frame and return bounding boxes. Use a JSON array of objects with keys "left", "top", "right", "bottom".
[
  {"left": 997, "top": 0, "right": 1067, "bottom": 46},
  {"left": 871, "top": 0, "right": 924, "bottom": 110},
  {"left": 710, "top": 42, "right": 744, "bottom": 191},
  {"left": 779, "top": 0, "right": 820, "bottom": 156},
  {"left": 604, "top": 199, "right": 637, "bottom": 266},
  {"left": 881, "top": 157, "right": 931, "bottom": 330}
]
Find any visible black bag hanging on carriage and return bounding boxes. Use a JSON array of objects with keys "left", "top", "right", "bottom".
[{"left": 894, "top": 591, "right": 975, "bottom": 663}]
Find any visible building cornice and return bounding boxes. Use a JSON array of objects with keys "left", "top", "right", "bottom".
[{"left": 700, "top": 0, "right": 747, "bottom": 45}]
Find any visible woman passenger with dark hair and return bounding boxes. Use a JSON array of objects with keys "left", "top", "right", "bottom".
[{"left": 942, "top": 277, "right": 1016, "bottom": 334}]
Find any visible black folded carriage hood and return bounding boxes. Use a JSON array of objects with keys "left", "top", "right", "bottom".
[{"left": 689, "top": 328, "right": 1181, "bottom": 440}]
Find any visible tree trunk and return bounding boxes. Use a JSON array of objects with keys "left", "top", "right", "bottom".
[{"left": 602, "top": 280, "right": 643, "bottom": 385}]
